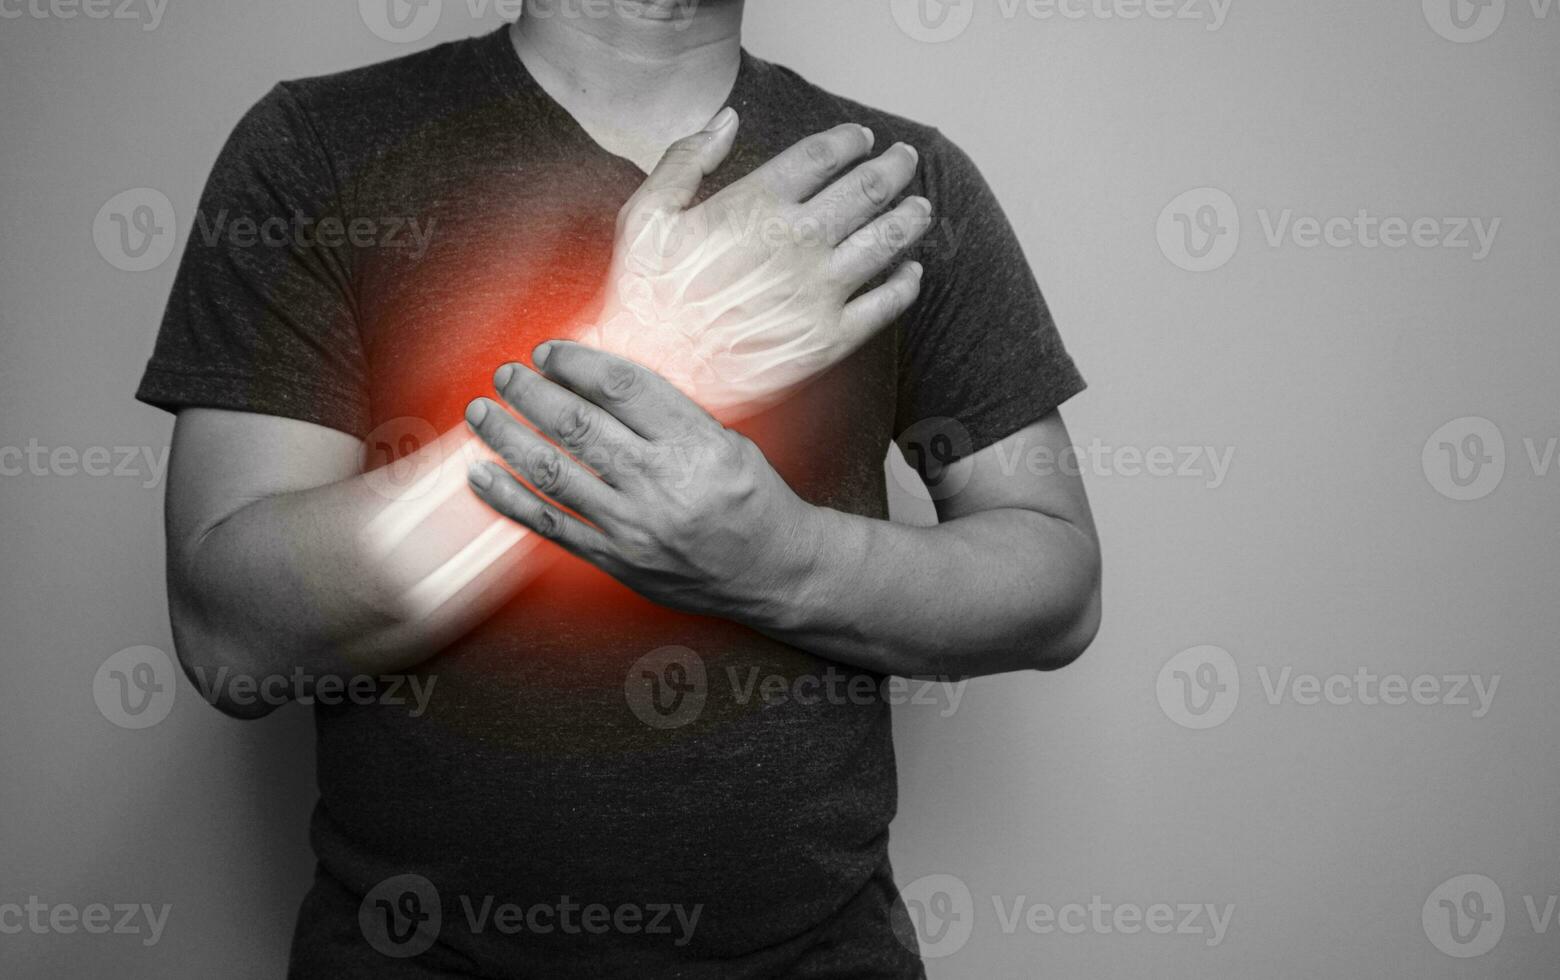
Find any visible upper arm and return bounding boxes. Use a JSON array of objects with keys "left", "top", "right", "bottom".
[
  {"left": 923, "top": 411, "right": 1096, "bottom": 537},
  {"left": 165, "top": 407, "right": 363, "bottom": 567},
  {"left": 139, "top": 87, "right": 374, "bottom": 566}
]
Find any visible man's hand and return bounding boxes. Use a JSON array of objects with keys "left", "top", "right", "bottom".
[
  {"left": 464, "top": 342, "right": 814, "bottom": 618},
  {"left": 581, "top": 108, "right": 932, "bottom": 420}
]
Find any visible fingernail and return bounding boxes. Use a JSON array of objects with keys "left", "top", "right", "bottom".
[
  {"left": 495, "top": 363, "right": 515, "bottom": 389},
  {"left": 465, "top": 399, "right": 489, "bottom": 427},
  {"left": 860, "top": 126, "right": 875, "bottom": 151},
  {"left": 901, "top": 143, "right": 919, "bottom": 166},
  {"left": 912, "top": 196, "right": 932, "bottom": 215},
  {"left": 533, "top": 343, "right": 554, "bottom": 370},
  {"left": 909, "top": 262, "right": 924, "bottom": 279},
  {"left": 706, "top": 107, "right": 736, "bottom": 132},
  {"left": 468, "top": 462, "right": 494, "bottom": 490}
]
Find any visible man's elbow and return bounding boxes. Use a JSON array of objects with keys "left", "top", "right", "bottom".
[
  {"left": 167, "top": 591, "right": 285, "bottom": 721},
  {"left": 1030, "top": 562, "right": 1103, "bottom": 672}
]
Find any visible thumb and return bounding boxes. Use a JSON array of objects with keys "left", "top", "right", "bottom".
[{"left": 624, "top": 107, "right": 739, "bottom": 222}]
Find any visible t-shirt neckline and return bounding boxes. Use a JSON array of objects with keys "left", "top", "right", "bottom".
[{"left": 477, "top": 22, "right": 755, "bottom": 180}]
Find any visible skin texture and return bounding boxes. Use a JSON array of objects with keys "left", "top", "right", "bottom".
[{"left": 161, "top": 0, "right": 1101, "bottom": 717}]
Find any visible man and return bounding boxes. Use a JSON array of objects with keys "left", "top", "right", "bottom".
[{"left": 139, "top": 1, "right": 1101, "bottom": 975}]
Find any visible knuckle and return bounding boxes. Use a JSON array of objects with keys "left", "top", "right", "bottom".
[
  {"left": 555, "top": 404, "right": 598, "bottom": 454},
  {"left": 534, "top": 505, "right": 565, "bottom": 540},
  {"left": 804, "top": 137, "right": 839, "bottom": 171},
  {"left": 859, "top": 167, "right": 891, "bottom": 206},
  {"left": 601, "top": 363, "right": 643, "bottom": 405},
  {"left": 527, "top": 447, "right": 568, "bottom": 497},
  {"left": 876, "top": 216, "right": 909, "bottom": 252}
]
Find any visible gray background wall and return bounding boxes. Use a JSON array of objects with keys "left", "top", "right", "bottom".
[{"left": 2, "top": 1, "right": 1557, "bottom": 976}]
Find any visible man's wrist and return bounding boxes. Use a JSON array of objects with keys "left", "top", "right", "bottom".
[{"left": 740, "top": 500, "right": 866, "bottom": 641}]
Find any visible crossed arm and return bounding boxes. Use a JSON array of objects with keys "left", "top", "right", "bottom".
[
  {"left": 162, "top": 118, "right": 1101, "bottom": 717},
  {"left": 461, "top": 342, "right": 1102, "bottom": 680},
  {"left": 167, "top": 390, "right": 1099, "bottom": 718}
]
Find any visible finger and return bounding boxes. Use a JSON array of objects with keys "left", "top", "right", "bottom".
[
  {"left": 741, "top": 123, "right": 875, "bottom": 203},
  {"left": 838, "top": 261, "right": 924, "bottom": 345},
  {"left": 467, "top": 460, "right": 616, "bottom": 565},
  {"left": 463, "top": 397, "right": 621, "bottom": 522},
  {"left": 829, "top": 195, "right": 933, "bottom": 292},
  {"left": 804, "top": 142, "right": 920, "bottom": 246},
  {"left": 622, "top": 107, "right": 740, "bottom": 225},
  {"left": 533, "top": 341, "right": 717, "bottom": 444},
  {"left": 490, "top": 361, "right": 643, "bottom": 486}
]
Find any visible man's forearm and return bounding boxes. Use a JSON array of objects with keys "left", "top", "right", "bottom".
[
  {"left": 746, "top": 505, "right": 1102, "bottom": 678},
  {"left": 171, "top": 426, "right": 556, "bottom": 705},
  {"left": 460, "top": 345, "right": 1102, "bottom": 681}
]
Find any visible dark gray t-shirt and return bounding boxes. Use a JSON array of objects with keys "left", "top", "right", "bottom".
[{"left": 137, "top": 26, "right": 1083, "bottom": 979}]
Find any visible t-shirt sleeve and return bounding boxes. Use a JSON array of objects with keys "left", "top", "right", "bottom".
[
  {"left": 894, "top": 130, "right": 1084, "bottom": 462},
  {"left": 134, "top": 83, "right": 372, "bottom": 439}
]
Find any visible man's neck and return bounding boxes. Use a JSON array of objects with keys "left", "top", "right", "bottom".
[{"left": 510, "top": 0, "right": 745, "bottom": 172}]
